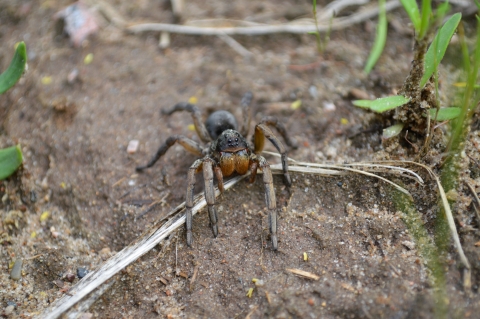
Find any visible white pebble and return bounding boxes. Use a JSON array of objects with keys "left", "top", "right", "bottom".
[{"left": 127, "top": 140, "right": 139, "bottom": 154}]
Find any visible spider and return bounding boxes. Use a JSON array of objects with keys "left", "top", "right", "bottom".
[{"left": 136, "top": 92, "right": 298, "bottom": 250}]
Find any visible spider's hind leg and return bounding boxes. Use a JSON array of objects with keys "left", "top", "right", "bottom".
[{"left": 136, "top": 135, "right": 204, "bottom": 171}]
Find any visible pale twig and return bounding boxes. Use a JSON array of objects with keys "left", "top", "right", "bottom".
[
  {"left": 127, "top": 1, "right": 401, "bottom": 35},
  {"left": 217, "top": 34, "right": 254, "bottom": 58},
  {"left": 317, "top": 0, "right": 371, "bottom": 20},
  {"left": 66, "top": 280, "right": 115, "bottom": 319}
]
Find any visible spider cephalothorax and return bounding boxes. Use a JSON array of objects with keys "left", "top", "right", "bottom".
[{"left": 136, "top": 92, "right": 298, "bottom": 250}]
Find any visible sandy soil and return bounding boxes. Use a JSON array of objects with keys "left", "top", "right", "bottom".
[{"left": 1, "top": 1, "right": 479, "bottom": 318}]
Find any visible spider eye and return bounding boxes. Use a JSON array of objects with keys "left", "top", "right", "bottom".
[
  {"left": 228, "top": 139, "right": 232, "bottom": 143},
  {"left": 235, "top": 138, "right": 238, "bottom": 142}
]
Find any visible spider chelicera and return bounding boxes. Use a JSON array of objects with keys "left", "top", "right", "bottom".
[{"left": 136, "top": 92, "right": 298, "bottom": 250}]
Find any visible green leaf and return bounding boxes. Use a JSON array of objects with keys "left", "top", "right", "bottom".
[
  {"left": 383, "top": 123, "right": 405, "bottom": 139},
  {"left": 418, "top": 0, "right": 432, "bottom": 40},
  {"left": 0, "top": 42, "right": 27, "bottom": 94},
  {"left": 427, "top": 107, "right": 461, "bottom": 121},
  {"left": 353, "top": 95, "right": 411, "bottom": 113},
  {"left": 364, "top": 0, "right": 387, "bottom": 74},
  {"left": 0, "top": 145, "right": 23, "bottom": 180},
  {"left": 400, "top": 0, "right": 421, "bottom": 31},
  {"left": 420, "top": 13, "right": 462, "bottom": 87}
]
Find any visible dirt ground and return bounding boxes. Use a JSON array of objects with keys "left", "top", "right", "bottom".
[{"left": 1, "top": 0, "right": 480, "bottom": 318}]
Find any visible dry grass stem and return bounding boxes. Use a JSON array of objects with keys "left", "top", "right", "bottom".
[
  {"left": 127, "top": 1, "right": 401, "bottom": 35},
  {"left": 285, "top": 268, "right": 320, "bottom": 280}
]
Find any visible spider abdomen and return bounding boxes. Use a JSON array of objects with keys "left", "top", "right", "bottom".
[{"left": 219, "top": 150, "right": 250, "bottom": 176}]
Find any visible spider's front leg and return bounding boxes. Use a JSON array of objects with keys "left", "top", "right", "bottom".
[
  {"left": 162, "top": 102, "right": 211, "bottom": 143},
  {"left": 186, "top": 159, "right": 203, "bottom": 247},
  {"left": 136, "top": 135, "right": 204, "bottom": 171},
  {"left": 253, "top": 154, "right": 278, "bottom": 250},
  {"left": 202, "top": 158, "right": 219, "bottom": 238},
  {"left": 254, "top": 124, "right": 294, "bottom": 187}
]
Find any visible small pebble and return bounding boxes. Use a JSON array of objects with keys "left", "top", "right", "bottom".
[
  {"left": 127, "top": 140, "right": 139, "bottom": 154},
  {"left": 308, "top": 85, "right": 318, "bottom": 99},
  {"left": 77, "top": 267, "right": 88, "bottom": 279},
  {"left": 349, "top": 88, "right": 371, "bottom": 100},
  {"left": 323, "top": 101, "right": 336, "bottom": 112},
  {"left": 67, "top": 68, "right": 79, "bottom": 84},
  {"left": 10, "top": 259, "right": 23, "bottom": 280},
  {"left": 6, "top": 301, "right": 16, "bottom": 308},
  {"left": 65, "top": 273, "right": 76, "bottom": 282},
  {"left": 4, "top": 305, "right": 14, "bottom": 316}
]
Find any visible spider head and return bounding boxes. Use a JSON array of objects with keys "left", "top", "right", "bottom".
[{"left": 214, "top": 129, "right": 248, "bottom": 153}]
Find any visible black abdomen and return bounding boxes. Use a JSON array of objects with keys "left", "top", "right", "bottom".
[{"left": 205, "top": 110, "right": 238, "bottom": 139}]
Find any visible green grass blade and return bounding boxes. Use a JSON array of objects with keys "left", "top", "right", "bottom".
[
  {"left": 427, "top": 107, "right": 461, "bottom": 121},
  {"left": 400, "top": 0, "right": 421, "bottom": 31},
  {"left": 0, "top": 42, "right": 27, "bottom": 94},
  {"left": 418, "top": 0, "right": 432, "bottom": 40},
  {"left": 420, "top": 13, "right": 461, "bottom": 87},
  {"left": 0, "top": 145, "right": 23, "bottom": 180},
  {"left": 364, "top": 0, "right": 387, "bottom": 74},
  {"left": 353, "top": 95, "right": 410, "bottom": 113}
]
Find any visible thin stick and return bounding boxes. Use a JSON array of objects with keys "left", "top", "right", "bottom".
[
  {"left": 317, "top": 0, "right": 371, "bottom": 20},
  {"left": 127, "top": 1, "right": 401, "bottom": 35},
  {"left": 217, "top": 34, "right": 254, "bottom": 58}
]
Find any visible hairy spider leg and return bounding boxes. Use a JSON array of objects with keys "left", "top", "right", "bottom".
[
  {"left": 239, "top": 91, "right": 253, "bottom": 137},
  {"left": 136, "top": 135, "right": 204, "bottom": 171},
  {"left": 254, "top": 123, "right": 293, "bottom": 186},
  {"left": 185, "top": 158, "right": 219, "bottom": 247},
  {"left": 202, "top": 159, "right": 219, "bottom": 239},
  {"left": 252, "top": 154, "right": 278, "bottom": 250},
  {"left": 259, "top": 116, "right": 299, "bottom": 149},
  {"left": 162, "top": 102, "right": 211, "bottom": 143},
  {"left": 186, "top": 159, "right": 203, "bottom": 246}
]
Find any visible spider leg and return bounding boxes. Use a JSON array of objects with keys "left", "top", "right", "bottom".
[
  {"left": 136, "top": 135, "right": 204, "bottom": 171},
  {"left": 259, "top": 116, "right": 299, "bottom": 149},
  {"left": 254, "top": 123, "right": 293, "bottom": 186},
  {"left": 214, "top": 166, "right": 224, "bottom": 193},
  {"left": 254, "top": 155, "right": 278, "bottom": 250},
  {"left": 162, "top": 102, "right": 211, "bottom": 143},
  {"left": 239, "top": 91, "right": 253, "bottom": 137},
  {"left": 186, "top": 159, "right": 204, "bottom": 247},
  {"left": 202, "top": 159, "right": 219, "bottom": 238}
]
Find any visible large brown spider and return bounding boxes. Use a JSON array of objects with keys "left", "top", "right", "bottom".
[{"left": 136, "top": 92, "right": 297, "bottom": 250}]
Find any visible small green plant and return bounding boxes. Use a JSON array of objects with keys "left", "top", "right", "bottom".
[
  {"left": 0, "top": 145, "right": 23, "bottom": 180},
  {"left": 352, "top": 95, "right": 410, "bottom": 112},
  {"left": 0, "top": 41, "right": 27, "bottom": 180},
  {"left": 310, "top": 0, "right": 331, "bottom": 54},
  {"left": 364, "top": 0, "right": 387, "bottom": 74},
  {"left": 355, "top": 3, "right": 461, "bottom": 127}
]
